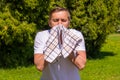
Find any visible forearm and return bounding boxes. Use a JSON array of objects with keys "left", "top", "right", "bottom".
[
  {"left": 74, "top": 52, "right": 86, "bottom": 70},
  {"left": 68, "top": 51, "right": 87, "bottom": 70},
  {"left": 34, "top": 54, "right": 48, "bottom": 71}
]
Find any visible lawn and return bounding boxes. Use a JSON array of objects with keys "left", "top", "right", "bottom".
[
  {"left": 81, "top": 33, "right": 120, "bottom": 80},
  {"left": 0, "top": 33, "right": 120, "bottom": 80}
]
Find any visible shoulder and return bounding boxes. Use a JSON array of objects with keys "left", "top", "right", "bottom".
[
  {"left": 35, "top": 30, "right": 50, "bottom": 40},
  {"left": 36, "top": 30, "right": 50, "bottom": 37},
  {"left": 69, "top": 29, "right": 83, "bottom": 36},
  {"left": 36, "top": 30, "right": 49, "bottom": 35}
]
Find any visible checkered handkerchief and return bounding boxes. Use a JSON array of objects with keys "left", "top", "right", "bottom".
[
  {"left": 62, "top": 29, "right": 82, "bottom": 58},
  {"left": 44, "top": 25, "right": 82, "bottom": 63}
]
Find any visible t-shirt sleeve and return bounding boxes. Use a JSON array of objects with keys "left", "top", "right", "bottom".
[
  {"left": 72, "top": 29, "right": 86, "bottom": 51},
  {"left": 34, "top": 32, "right": 45, "bottom": 54}
]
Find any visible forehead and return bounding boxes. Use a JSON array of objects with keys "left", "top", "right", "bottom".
[{"left": 51, "top": 11, "right": 69, "bottom": 19}]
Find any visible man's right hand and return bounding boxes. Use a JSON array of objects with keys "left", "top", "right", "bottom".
[{"left": 34, "top": 54, "right": 48, "bottom": 71}]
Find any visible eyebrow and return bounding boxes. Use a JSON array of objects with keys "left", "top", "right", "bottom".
[{"left": 52, "top": 18, "right": 68, "bottom": 21}]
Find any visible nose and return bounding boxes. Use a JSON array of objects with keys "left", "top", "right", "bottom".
[{"left": 58, "top": 20, "right": 62, "bottom": 25}]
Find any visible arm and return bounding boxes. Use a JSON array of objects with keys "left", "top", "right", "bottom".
[
  {"left": 34, "top": 54, "right": 48, "bottom": 71},
  {"left": 73, "top": 31, "right": 87, "bottom": 70},
  {"left": 74, "top": 51, "right": 87, "bottom": 70},
  {"left": 34, "top": 32, "right": 48, "bottom": 71},
  {"left": 68, "top": 51, "right": 86, "bottom": 70}
]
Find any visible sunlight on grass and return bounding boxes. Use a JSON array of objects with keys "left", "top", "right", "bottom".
[
  {"left": 0, "top": 33, "right": 120, "bottom": 80},
  {"left": 0, "top": 66, "right": 41, "bottom": 80},
  {"left": 80, "top": 33, "right": 120, "bottom": 80}
]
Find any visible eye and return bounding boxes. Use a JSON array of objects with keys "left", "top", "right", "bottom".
[
  {"left": 61, "top": 19, "right": 67, "bottom": 22},
  {"left": 52, "top": 19, "right": 59, "bottom": 22}
]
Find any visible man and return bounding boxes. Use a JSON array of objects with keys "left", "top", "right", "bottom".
[{"left": 34, "top": 7, "right": 87, "bottom": 80}]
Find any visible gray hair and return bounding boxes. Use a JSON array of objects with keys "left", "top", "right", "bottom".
[{"left": 49, "top": 7, "right": 71, "bottom": 20}]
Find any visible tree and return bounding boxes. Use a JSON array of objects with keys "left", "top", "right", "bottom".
[
  {"left": 65, "top": 0, "right": 119, "bottom": 57},
  {"left": 0, "top": 0, "right": 119, "bottom": 67},
  {"left": 0, "top": 1, "right": 36, "bottom": 67}
]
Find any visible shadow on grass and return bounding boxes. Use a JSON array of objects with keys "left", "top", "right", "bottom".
[
  {"left": 0, "top": 52, "right": 116, "bottom": 69},
  {"left": 0, "top": 57, "right": 34, "bottom": 69},
  {"left": 88, "top": 51, "right": 116, "bottom": 60}
]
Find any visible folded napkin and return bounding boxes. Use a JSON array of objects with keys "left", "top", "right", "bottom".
[{"left": 44, "top": 25, "right": 82, "bottom": 63}]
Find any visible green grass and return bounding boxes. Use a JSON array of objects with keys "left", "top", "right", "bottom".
[
  {"left": 81, "top": 33, "right": 120, "bottom": 80},
  {"left": 0, "top": 66, "right": 41, "bottom": 80},
  {"left": 0, "top": 33, "right": 120, "bottom": 80}
]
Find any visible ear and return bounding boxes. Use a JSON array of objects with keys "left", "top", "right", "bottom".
[
  {"left": 67, "top": 20, "right": 70, "bottom": 28},
  {"left": 48, "top": 20, "right": 52, "bottom": 27}
]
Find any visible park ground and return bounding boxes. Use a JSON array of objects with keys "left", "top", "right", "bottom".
[{"left": 0, "top": 33, "right": 120, "bottom": 80}]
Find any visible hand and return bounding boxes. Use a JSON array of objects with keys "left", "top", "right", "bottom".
[
  {"left": 68, "top": 51, "right": 86, "bottom": 70},
  {"left": 74, "top": 54, "right": 86, "bottom": 70},
  {"left": 34, "top": 54, "right": 48, "bottom": 71},
  {"left": 68, "top": 52, "right": 75, "bottom": 62}
]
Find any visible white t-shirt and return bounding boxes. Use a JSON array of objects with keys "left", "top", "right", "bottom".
[{"left": 34, "top": 29, "right": 86, "bottom": 80}]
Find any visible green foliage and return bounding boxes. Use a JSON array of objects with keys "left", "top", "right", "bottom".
[
  {"left": 0, "top": 34, "right": 120, "bottom": 80},
  {"left": 0, "top": 4, "right": 36, "bottom": 67},
  {"left": 66, "top": 0, "right": 119, "bottom": 56},
  {"left": 0, "top": 0, "right": 119, "bottom": 67},
  {"left": 10, "top": 0, "right": 51, "bottom": 30},
  {"left": 81, "top": 34, "right": 120, "bottom": 80}
]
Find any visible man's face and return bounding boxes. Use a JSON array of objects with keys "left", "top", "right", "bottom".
[{"left": 49, "top": 11, "right": 70, "bottom": 28}]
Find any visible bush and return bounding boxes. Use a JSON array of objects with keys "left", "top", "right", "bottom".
[
  {"left": 66, "top": 0, "right": 119, "bottom": 57},
  {"left": 0, "top": 0, "right": 119, "bottom": 67},
  {"left": 0, "top": 6, "right": 36, "bottom": 68}
]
